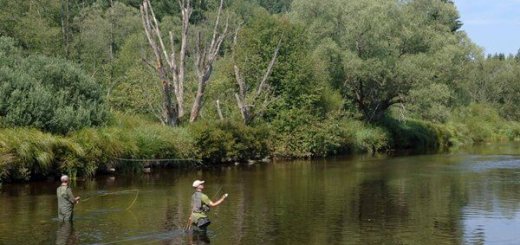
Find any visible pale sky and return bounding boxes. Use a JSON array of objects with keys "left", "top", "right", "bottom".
[{"left": 454, "top": 0, "right": 520, "bottom": 55}]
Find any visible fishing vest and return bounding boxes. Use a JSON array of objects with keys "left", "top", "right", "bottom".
[{"left": 192, "top": 192, "right": 210, "bottom": 213}]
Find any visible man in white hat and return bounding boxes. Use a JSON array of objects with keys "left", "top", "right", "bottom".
[
  {"left": 57, "top": 175, "right": 80, "bottom": 222},
  {"left": 190, "top": 180, "right": 228, "bottom": 230}
]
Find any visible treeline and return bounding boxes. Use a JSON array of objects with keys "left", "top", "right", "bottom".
[{"left": 1, "top": 0, "right": 520, "bottom": 182}]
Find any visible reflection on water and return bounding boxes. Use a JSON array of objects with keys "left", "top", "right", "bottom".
[
  {"left": 1, "top": 143, "right": 520, "bottom": 244},
  {"left": 55, "top": 222, "right": 78, "bottom": 245}
]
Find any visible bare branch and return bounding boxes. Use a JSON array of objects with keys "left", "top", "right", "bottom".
[
  {"left": 141, "top": 58, "right": 155, "bottom": 70},
  {"left": 147, "top": 0, "right": 171, "bottom": 68},
  {"left": 235, "top": 93, "right": 246, "bottom": 121},
  {"left": 208, "top": 0, "right": 225, "bottom": 57},
  {"left": 256, "top": 39, "right": 281, "bottom": 97},
  {"left": 234, "top": 65, "right": 246, "bottom": 98},
  {"left": 216, "top": 100, "right": 224, "bottom": 120}
]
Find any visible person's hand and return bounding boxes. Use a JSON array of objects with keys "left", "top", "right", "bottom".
[
  {"left": 223, "top": 193, "right": 228, "bottom": 198},
  {"left": 75, "top": 196, "right": 80, "bottom": 203}
]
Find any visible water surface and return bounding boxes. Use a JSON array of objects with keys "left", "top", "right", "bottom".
[{"left": 1, "top": 143, "right": 520, "bottom": 244}]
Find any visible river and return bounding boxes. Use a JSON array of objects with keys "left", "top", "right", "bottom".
[{"left": 1, "top": 143, "right": 519, "bottom": 244}]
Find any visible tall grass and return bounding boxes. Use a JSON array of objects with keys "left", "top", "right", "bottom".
[
  {"left": 0, "top": 128, "right": 83, "bottom": 181},
  {"left": 0, "top": 113, "right": 196, "bottom": 182}
]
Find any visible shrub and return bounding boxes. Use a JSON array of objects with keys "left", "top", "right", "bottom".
[
  {"left": 270, "top": 111, "right": 367, "bottom": 158},
  {"left": 380, "top": 117, "right": 453, "bottom": 152},
  {"left": 348, "top": 121, "right": 390, "bottom": 153},
  {"left": 189, "top": 120, "right": 270, "bottom": 163},
  {"left": 449, "top": 104, "right": 520, "bottom": 143},
  {"left": 0, "top": 39, "right": 109, "bottom": 134}
]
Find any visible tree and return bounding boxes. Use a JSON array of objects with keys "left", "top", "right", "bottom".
[
  {"left": 140, "top": 0, "right": 227, "bottom": 125},
  {"left": 461, "top": 55, "right": 520, "bottom": 120},
  {"left": 255, "top": 0, "right": 292, "bottom": 13},
  {"left": 72, "top": 2, "right": 141, "bottom": 82},
  {"left": 232, "top": 27, "right": 281, "bottom": 124},
  {"left": 0, "top": 0, "right": 63, "bottom": 56},
  {"left": 291, "top": 0, "right": 474, "bottom": 122}
]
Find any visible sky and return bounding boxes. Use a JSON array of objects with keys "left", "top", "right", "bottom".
[{"left": 454, "top": 0, "right": 520, "bottom": 55}]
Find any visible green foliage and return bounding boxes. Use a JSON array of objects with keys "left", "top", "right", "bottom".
[
  {"left": 291, "top": 0, "right": 475, "bottom": 122},
  {"left": 0, "top": 0, "right": 63, "bottom": 56},
  {"left": 271, "top": 111, "right": 391, "bottom": 157},
  {"left": 107, "top": 33, "right": 162, "bottom": 115},
  {"left": 380, "top": 117, "right": 453, "bottom": 152},
  {"left": 350, "top": 121, "right": 390, "bottom": 153},
  {"left": 189, "top": 120, "right": 270, "bottom": 163},
  {"left": 407, "top": 83, "right": 453, "bottom": 123},
  {"left": 253, "top": 0, "right": 292, "bottom": 13},
  {"left": 271, "top": 110, "right": 335, "bottom": 158},
  {"left": 0, "top": 40, "right": 109, "bottom": 134},
  {"left": 71, "top": 2, "right": 142, "bottom": 83},
  {"left": 448, "top": 104, "right": 519, "bottom": 144},
  {"left": 234, "top": 13, "right": 324, "bottom": 112},
  {"left": 71, "top": 120, "right": 195, "bottom": 173},
  {"left": 0, "top": 128, "right": 84, "bottom": 182},
  {"left": 461, "top": 55, "right": 520, "bottom": 120}
]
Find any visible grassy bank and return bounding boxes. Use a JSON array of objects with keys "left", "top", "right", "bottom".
[{"left": 2, "top": 108, "right": 520, "bottom": 183}]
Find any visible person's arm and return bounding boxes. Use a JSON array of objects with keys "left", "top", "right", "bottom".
[
  {"left": 67, "top": 188, "right": 80, "bottom": 204},
  {"left": 207, "top": 193, "right": 228, "bottom": 207}
]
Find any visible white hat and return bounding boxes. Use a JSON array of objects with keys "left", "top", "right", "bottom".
[{"left": 192, "top": 180, "right": 205, "bottom": 188}]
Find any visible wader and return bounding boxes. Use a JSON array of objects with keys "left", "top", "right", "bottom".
[
  {"left": 191, "top": 192, "right": 211, "bottom": 229},
  {"left": 57, "top": 186, "right": 75, "bottom": 222}
]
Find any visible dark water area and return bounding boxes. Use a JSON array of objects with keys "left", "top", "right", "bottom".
[{"left": 1, "top": 143, "right": 520, "bottom": 244}]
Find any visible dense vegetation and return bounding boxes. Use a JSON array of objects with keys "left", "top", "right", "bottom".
[{"left": 1, "top": 0, "right": 519, "bottom": 182}]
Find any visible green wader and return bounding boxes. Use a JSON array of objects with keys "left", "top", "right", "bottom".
[{"left": 57, "top": 185, "right": 76, "bottom": 222}]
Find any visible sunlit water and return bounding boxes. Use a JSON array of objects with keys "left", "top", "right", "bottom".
[{"left": 1, "top": 143, "right": 520, "bottom": 244}]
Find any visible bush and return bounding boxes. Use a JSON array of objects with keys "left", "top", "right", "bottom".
[
  {"left": 348, "top": 121, "right": 390, "bottom": 153},
  {"left": 270, "top": 110, "right": 374, "bottom": 158},
  {"left": 0, "top": 39, "right": 109, "bottom": 134},
  {"left": 449, "top": 104, "right": 519, "bottom": 143},
  {"left": 189, "top": 120, "right": 270, "bottom": 163},
  {"left": 380, "top": 117, "right": 453, "bottom": 152}
]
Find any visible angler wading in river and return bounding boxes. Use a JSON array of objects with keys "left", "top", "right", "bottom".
[
  {"left": 56, "top": 175, "right": 80, "bottom": 222},
  {"left": 188, "top": 180, "right": 228, "bottom": 231}
]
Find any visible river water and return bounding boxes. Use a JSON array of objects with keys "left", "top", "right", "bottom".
[{"left": 1, "top": 143, "right": 520, "bottom": 244}]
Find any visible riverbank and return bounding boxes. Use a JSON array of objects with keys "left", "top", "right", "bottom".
[{"left": 1, "top": 107, "right": 520, "bottom": 183}]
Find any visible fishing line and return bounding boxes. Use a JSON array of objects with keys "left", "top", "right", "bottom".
[
  {"left": 125, "top": 189, "right": 140, "bottom": 210},
  {"left": 81, "top": 189, "right": 139, "bottom": 202}
]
